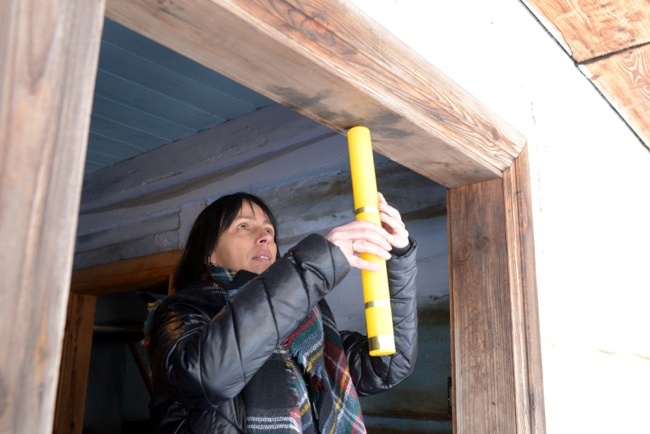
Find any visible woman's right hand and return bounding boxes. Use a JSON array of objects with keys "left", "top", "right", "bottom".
[{"left": 326, "top": 220, "right": 392, "bottom": 271}]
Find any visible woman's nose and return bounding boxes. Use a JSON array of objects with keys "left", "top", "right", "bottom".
[{"left": 256, "top": 230, "right": 273, "bottom": 244}]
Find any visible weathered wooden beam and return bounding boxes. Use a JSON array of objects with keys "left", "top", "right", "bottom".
[
  {"left": 0, "top": 1, "right": 105, "bottom": 433},
  {"left": 448, "top": 145, "right": 545, "bottom": 433},
  {"left": 53, "top": 294, "right": 97, "bottom": 434},
  {"left": 523, "top": 0, "right": 650, "bottom": 62},
  {"left": 105, "top": 0, "right": 524, "bottom": 187},
  {"left": 580, "top": 45, "right": 650, "bottom": 151},
  {"left": 448, "top": 178, "right": 517, "bottom": 433},
  {"left": 503, "top": 146, "right": 546, "bottom": 433},
  {"left": 523, "top": 0, "right": 650, "bottom": 153},
  {"left": 71, "top": 251, "right": 180, "bottom": 296}
]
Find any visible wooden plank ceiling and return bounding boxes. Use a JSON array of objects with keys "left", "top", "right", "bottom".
[
  {"left": 86, "top": 18, "right": 273, "bottom": 174},
  {"left": 523, "top": 0, "right": 650, "bottom": 152}
]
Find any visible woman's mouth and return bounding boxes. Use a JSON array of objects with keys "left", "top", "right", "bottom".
[{"left": 252, "top": 253, "right": 272, "bottom": 261}]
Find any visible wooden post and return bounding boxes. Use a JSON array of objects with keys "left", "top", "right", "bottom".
[
  {"left": 53, "top": 294, "right": 97, "bottom": 434},
  {"left": 0, "top": 1, "right": 105, "bottom": 433},
  {"left": 448, "top": 146, "right": 545, "bottom": 433},
  {"left": 502, "top": 147, "right": 546, "bottom": 434},
  {"left": 54, "top": 251, "right": 179, "bottom": 432}
]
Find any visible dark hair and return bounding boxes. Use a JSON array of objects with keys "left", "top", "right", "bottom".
[{"left": 173, "top": 192, "right": 279, "bottom": 290}]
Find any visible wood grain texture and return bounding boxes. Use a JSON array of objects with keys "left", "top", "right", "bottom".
[
  {"left": 0, "top": 1, "right": 105, "bottom": 433},
  {"left": 53, "top": 294, "right": 97, "bottom": 434},
  {"left": 448, "top": 148, "right": 545, "bottom": 433},
  {"left": 71, "top": 250, "right": 180, "bottom": 296},
  {"left": 581, "top": 44, "right": 650, "bottom": 148},
  {"left": 523, "top": 0, "right": 650, "bottom": 153},
  {"left": 105, "top": 0, "right": 525, "bottom": 187},
  {"left": 503, "top": 146, "right": 546, "bottom": 434},
  {"left": 448, "top": 179, "right": 517, "bottom": 433},
  {"left": 524, "top": 0, "right": 650, "bottom": 62}
]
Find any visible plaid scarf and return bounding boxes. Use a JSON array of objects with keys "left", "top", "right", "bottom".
[
  {"left": 242, "top": 302, "right": 365, "bottom": 434},
  {"left": 208, "top": 267, "right": 365, "bottom": 433}
]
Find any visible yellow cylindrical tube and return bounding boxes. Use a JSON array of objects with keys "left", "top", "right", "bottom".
[{"left": 347, "top": 126, "right": 395, "bottom": 356}]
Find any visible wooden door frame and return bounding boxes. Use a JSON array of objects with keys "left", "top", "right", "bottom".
[
  {"left": 59, "top": 151, "right": 546, "bottom": 434},
  {"left": 0, "top": 1, "right": 106, "bottom": 433},
  {"left": 2, "top": 0, "right": 545, "bottom": 433},
  {"left": 448, "top": 146, "right": 544, "bottom": 433}
]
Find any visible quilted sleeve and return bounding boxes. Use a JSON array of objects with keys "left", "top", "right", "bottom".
[{"left": 341, "top": 238, "right": 418, "bottom": 396}]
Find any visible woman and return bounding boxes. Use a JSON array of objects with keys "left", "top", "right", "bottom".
[{"left": 145, "top": 192, "right": 418, "bottom": 433}]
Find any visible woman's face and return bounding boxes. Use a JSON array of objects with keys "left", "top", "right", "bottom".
[{"left": 209, "top": 201, "right": 277, "bottom": 274}]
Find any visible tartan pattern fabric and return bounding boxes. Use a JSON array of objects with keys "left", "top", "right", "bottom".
[
  {"left": 207, "top": 265, "right": 237, "bottom": 285},
  {"left": 244, "top": 302, "right": 365, "bottom": 434},
  {"left": 320, "top": 306, "right": 366, "bottom": 434},
  {"left": 203, "top": 266, "right": 365, "bottom": 432}
]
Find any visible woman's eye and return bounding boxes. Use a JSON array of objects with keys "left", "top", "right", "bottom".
[{"left": 237, "top": 223, "right": 249, "bottom": 230}]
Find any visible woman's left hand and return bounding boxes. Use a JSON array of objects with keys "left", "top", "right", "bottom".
[
  {"left": 326, "top": 193, "right": 409, "bottom": 271},
  {"left": 378, "top": 193, "right": 409, "bottom": 249}
]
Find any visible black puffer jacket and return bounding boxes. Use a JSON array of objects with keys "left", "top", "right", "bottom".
[{"left": 148, "top": 233, "right": 418, "bottom": 433}]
